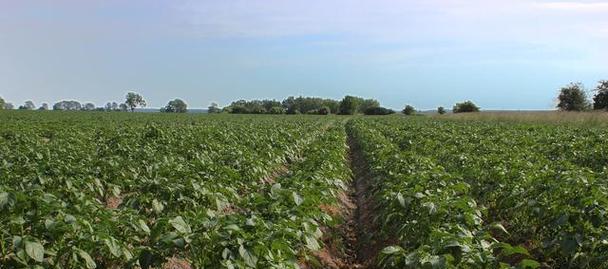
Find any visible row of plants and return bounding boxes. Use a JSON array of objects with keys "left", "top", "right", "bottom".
[
  {"left": 0, "top": 112, "right": 344, "bottom": 268},
  {"left": 348, "top": 117, "right": 608, "bottom": 268}
]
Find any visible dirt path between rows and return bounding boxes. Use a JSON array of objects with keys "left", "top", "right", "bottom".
[
  {"left": 312, "top": 132, "right": 383, "bottom": 268},
  {"left": 299, "top": 126, "right": 385, "bottom": 269},
  {"left": 343, "top": 134, "right": 383, "bottom": 269}
]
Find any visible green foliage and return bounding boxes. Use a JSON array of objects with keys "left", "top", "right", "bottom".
[
  {"left": 0, "top": 113, "right": 350, "bottom": 268},
  {"left": 453, "top": 100, "right": 480, "bottom": 113},
  {"left": 437, "top": 106, "right": 446, "bottom": 115},
  {"left": 592, "top": 80, "right": 608, "bottom": 111},
  {"left": 268, "top": 106, "right": 286, "bottom": 114},
  {"left": 282, "top": 96, "right": 339, "bottom": 114},
  {"left": 125, "top": 92, "right": 147, "bottom": 112},
  {"left": 339, "top": 95, "right": 362, "bottom": 115},
  {"left": 364, "top": 106, "right": 395, "bottom": 115},
  {"left": 359, "top": 98, "right": 380, "bottom": 113},
  {"left": 0, "top": 96, "right": 5, "bottom": 110},
  {"left": 402, "top": 105, "right": 416, "bottom": 115},
  {"left": 161, "top": 99, "right": 188, "bottom": 113},
  {"left": 18, "top": 101, "right": 36, "bottom": 110},
  {"left": 3, "top": 111, "right": 606, "bottom": 269},
  {"left": 557, "top": 83, "right": 589, "bottom": 111},
  {"left": 53, "top": 100, "right": 82, "bottom": 111},
  {"left": 348, "top": 117, "right": 608, "bottom": 268},
  {"left": 207, "top": 102, "right": 222, "bottom": 113}
]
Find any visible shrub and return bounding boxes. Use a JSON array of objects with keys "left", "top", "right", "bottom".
[
  {"left": 402, "top": 105, "right": 416, "bottom": 115},
  {"left": 437, "top": 106, "right": 446, "bottom": 115},
  {"left": 453, "top": 101, "right": 480, "bottom": 113},
  {"left": 364, "top": 107, "right": 395, "bottom": 115}
]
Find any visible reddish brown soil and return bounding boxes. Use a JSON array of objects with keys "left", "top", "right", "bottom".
[
  {"left": 306, "top": 134, "right": 382, "bottom": 269},
  {"left": 162, "top": 257, "right": 192, "bottom": 269}
]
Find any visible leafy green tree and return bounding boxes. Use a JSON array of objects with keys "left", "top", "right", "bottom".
[
  {"left": 402, "top": 105, "right": 416, "bottom": 115},
  {"left": 53, "top": 100, "right": 82, "bottom": 111},
  {"left": 104, "top": 102, "right": 119, "bottom": 111},
  {"left": 453, "top": 101, "right": 480, "bottom": 113},
  {"left": 119, "top": 103, "right": 128, "bottom": 112},
  {"left": 0, "top": 97, "right": 4, "bottom": 110},
  {"left": 268, "top": 106, "right": 286, "bottom": 114},
  {"left": 125, "top": 92, "right": 146, "bottom": 112},
  {"left": 359, "top": 99, "right": 380, "bottom": 113},
  {"left": 317, "top": 106, "right": 331, "bottom": 115},
  {"left": 557, "top": 83, "right": 589, "bottom": 111},
  {"left": 282, "top": 96, "right": 339, "bottom": 114},
  {"left": 19, "top": 101, "right": 35, "bottom": 110},
  {"left": 38, "top": 103, "right": 49, "bottom": 110},
  {"left": 437, "top": 106, "right": 446, "bottom": 115},
  {"left": 4, "top": 103, "right": 14, "bottom": 110},
  {"left": 339, "top": 95, "right": 362, "bottom": 115},
  {"left": 592, "top": 80, "right": 608, "bottom": 111},
  {"left": 262, "top": 99, "right": 282, "bottom": 112},
  {"left": 208, "top": 102, "right": 222, "bottom": 113},
  {"left": 161, "top": 99, "right": 188, "bottom": 113},
  {"left": 82, "top": 103, "right": 96, "bottom": 111}
]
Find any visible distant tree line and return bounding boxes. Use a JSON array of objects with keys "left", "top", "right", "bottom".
[
  {"left": 216, "top": 95, "right": 394, "bottom": 115},
  {"left": 4, "top": 81, "right": 608, "bottom": 114},
  {"left": 0, "top": 92, "right": 153, "bottom": 112}
]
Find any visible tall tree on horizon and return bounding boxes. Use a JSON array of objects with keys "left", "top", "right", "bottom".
[
  {"left": 125, "top": 92, "right": 146, "bottom": 112},
  {"left": 592, "top": 80, "right": 608, "bottom": 111},
  {"left": 557, "top": 82, "right": 589, "bottom": 111}
]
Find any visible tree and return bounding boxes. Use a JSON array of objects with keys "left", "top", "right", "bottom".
[
  {"left": 53, "top": 101, "right": 82, "bottom": 111},
  {"left": 4, "top": 103, "right": 14, "bottom": 110},
  {"left": 119, "top": 103, "right": 128, "bottom": 112},
  {"left": 592, "top": 80, "right": 608, "bottom": 111},
  {"left": 339, "top": 95, "right": 362, "bottom": 115},
  {"left": 437, "top": 106, "right": 446, "bottom": 115},
  {"left": 262, "top": 99, "right": 282, "bottom": 112},
  {"left": 38, "top": 103, "right": 49, "bottom": 110},
  {"left": 402, "top": 105, "right": 416, "bottom": 115},
  {"left": 359, "top": 99, "right": 380, "bottom": 113},
  {"left": 125, "top": 92, "right": 146, "bottom": 112},
  {"left": 19, "top": 101, "right": 36, "bottom": 110},
  {"left": 208, "top": 102, "right": 222, "bottom": 113},
  {"left": 453, "top": 101, "right": 480, "bottom": 113},
  {"left": 82, "top": 103, "right": 96, "bottom": 111},
  {"left": 364, "top": 107, "right": 395, "bottom": 115},
  {"left": 161, "top": 99, "right": 188, "bottom": 113},
  {"left": 0, "top": 97, "right": 4, "bottom": 110},
  {"left": 268, "top": 106, "right": 286, "bottom": 114},
  {"left": 105, "top": 102, "right": 120, "bottom": 111},
  {"left": 556, "top": 83, "right": 589, "bottom": 111},
  {"left": 317, "top": 106, "right": 331, "bottom": 115}
]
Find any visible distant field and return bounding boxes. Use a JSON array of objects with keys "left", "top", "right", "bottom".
[{"left": 1, "top": 111, "right": 607, "bottom": 268}]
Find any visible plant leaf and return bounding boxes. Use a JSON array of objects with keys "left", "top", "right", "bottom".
[
  {"left": 25, "top": 241, "right": 44, "bottom": 262},
  {"left": 169, "top": 216, "right": 192, "bottom": 234}
]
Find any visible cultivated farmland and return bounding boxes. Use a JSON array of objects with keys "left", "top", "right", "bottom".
[{"left": 1, "top": 111, "right": 607, "bottom": 268}]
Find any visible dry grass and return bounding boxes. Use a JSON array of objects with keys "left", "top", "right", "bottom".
[{"left": 435, "top": 111, "right": 608, "bottom": 126}]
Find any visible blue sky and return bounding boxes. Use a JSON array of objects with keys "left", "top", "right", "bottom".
[{"left": 1, "top": 0, "right": 607, "bottom": 110}]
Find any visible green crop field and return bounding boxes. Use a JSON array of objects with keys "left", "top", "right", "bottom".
[{"left": 1, "top": 111, "right": 607, "bottom": 269}]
